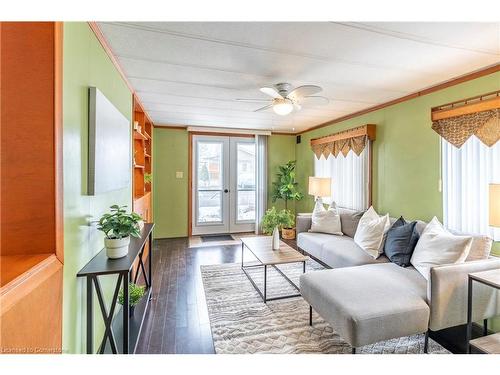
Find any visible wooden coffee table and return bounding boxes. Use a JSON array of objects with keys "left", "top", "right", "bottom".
[{"left": 240, "top": 236, "right": 309, "bottom": 303}]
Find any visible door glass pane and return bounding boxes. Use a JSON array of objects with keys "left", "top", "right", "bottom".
[
  {"left": 198, "top": 191, "right": 222, "bottom": 223},
  {"left": 237, "top": 142, "right": 255, "bottom": 221},
  {"left": 237, "top": 143, "right": 255, "bottom": 189},
  {"left": 237, "top": 190, "right": 255, "bottom": 221},
  {"left": 197, "top": 142, "right": 222, "bottom": 189}
]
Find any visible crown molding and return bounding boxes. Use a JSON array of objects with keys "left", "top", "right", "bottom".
[
  {"left": 87, "top": 22, "right": 155, "bottom": 125},
  {"left": 300, "top": 63, "right": 500, "bottom": 135}
]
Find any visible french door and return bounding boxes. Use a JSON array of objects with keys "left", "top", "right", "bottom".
[{"left": 192, "top": 135, "right": 256, "bottom": 235}]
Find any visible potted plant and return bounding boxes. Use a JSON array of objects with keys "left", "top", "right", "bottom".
[
  {"left": 261, "top": 207, "right": 295, "bottom": 235},
  {"left": 97, "top": 205, "right": 142, "bottom": 259},
  {"left": 271, "top": 160, "right": 303, "bottom": 239},
  {"left": 118, "top": 282, "right": 145, "bottom": 317},
  {"left": 144, "top": 172, "right": 152, "bottom": 184}
]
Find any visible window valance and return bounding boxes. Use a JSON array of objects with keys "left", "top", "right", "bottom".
[
  {"left": 310, "top": 124, "right": 376, "bottom": 159},
  {"left": 431, "top": 91, "right": 500, "bottom": 148}
]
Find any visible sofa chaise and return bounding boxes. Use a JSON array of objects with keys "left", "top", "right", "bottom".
[{"left": 297, "top": 208, "right": 500, "bottom": 353}]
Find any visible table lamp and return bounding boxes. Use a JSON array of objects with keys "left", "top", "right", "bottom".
[
  {"left": 308, "top": 177, "right": 331, "bottom": 210},
  {"left": 489, "top": 184, "right": 500, "bottom": 228}
]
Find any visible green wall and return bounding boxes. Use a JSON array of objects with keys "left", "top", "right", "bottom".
[
  {"left": 295, "top": 71, "right": 500, "bottom": 255},
  {"left": 62, "top": 22, "right": 133, "bottom": 353},
  {"left": 267, "top": 135, "right": 298, "bottom": 212},
  {"left": 153, "top": 128, "right": 189, "bottom": 238},
  {"left": 152, "top": 132, "right": 298, "bottom": 238}
]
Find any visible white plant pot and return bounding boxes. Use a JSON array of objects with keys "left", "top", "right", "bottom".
[{"left": 105, "top": 236, "right": 130, "bottom": 259}]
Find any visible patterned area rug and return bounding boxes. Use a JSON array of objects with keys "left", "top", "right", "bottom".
[{"left": 200, "top": 260, "right": 449, "bottom": 354}]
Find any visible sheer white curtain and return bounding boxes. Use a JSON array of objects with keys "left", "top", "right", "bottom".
[
  {"left": 314, "top": 144, "right": 370, "bottom": 210},
  {"left": 442, "top": 136, "right": 500, "bottom": 241},
  {"left": 255, "top": 134, "right": 268, "bottom": 234}
]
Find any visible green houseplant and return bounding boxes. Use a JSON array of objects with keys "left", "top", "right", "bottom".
[
  {"left": 144, "top": 172, "right": 152, "bottom": 184},
  {"left": 271, "top": 160, "right": 304, "bottom": 210},
  {"left": 271, "top": 160, "right": 303, "bottom": 239},
  {"left": 118, "top": 282, "right": 145, "bottom": 317},
  {"left": 97, "top": 205, "right": 142, "bottom": 259},
  {"left": 261, "top": 207, "right": 295, "bottom": 235}
]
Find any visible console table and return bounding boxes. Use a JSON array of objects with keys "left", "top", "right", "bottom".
[{"left": 77, "top": 223, "right": 154, "bottom": 354}]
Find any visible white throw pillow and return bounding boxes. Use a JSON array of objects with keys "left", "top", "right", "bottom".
[
  {"left": 410, "top": 217, "right": 473, "bottom": 280},
  {"left": 310, "top": 201, "right": 343, "bottom": 235},
  {"left": 353, "top": 206, "right": 390, "bottom": 259}
]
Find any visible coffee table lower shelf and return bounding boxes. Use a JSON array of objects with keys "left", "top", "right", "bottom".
[{"left": 241, "top": 242, "right": 306, "bottom": 303}]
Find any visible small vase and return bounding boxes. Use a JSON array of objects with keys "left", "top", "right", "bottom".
[{"left": 272, "top": 227, "right": 280, "bottom": 251}]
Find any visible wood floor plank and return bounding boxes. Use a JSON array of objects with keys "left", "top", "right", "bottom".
[{"left": 136, "top": 237, "right": 297, "bottom": 354}]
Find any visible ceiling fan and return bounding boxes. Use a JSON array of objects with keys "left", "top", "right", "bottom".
[{"left": 236, "top": 83, "right": 329, "bottom": 116}]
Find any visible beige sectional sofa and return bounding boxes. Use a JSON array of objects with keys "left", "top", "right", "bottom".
[{"left": 297, "top": 208, "right": 500, "bottom": 353}]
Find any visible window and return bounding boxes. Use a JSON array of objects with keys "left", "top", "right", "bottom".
[
  {"left": 314, "top": 145, "right": 370, "bottom": 210},
  {"left": 442, "top": 137, "right": 500, "bottom": 240}
]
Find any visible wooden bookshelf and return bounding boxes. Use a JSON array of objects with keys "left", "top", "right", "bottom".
[{"left": 132, "top": 95, "right": 153, "bottom": 223}]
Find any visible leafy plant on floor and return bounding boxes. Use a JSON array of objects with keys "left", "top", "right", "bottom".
[
  {"left": 97, "top": 205, "right": 142, "bottom": 239},
  {"left": 261, "top": 207, "right": 295, "bottom": 234},
  {"left": 144, "top": 172, "right": 152, "bottom": 184},
  {"left": 118, "top": 283, "right": 146, "bottom": 306},
  {"left": 271, "top": 160, "right": 303, "bottom": 211}
]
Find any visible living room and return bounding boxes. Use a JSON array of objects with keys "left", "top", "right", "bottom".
[{"left": 1, "top": 1, "right": 500, "bottom": 373}]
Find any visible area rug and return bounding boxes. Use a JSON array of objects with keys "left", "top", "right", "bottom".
[{"left": 200, "top": 261, "right": 449, "bottom": 354}]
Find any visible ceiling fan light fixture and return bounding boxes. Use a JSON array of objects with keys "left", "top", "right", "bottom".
[{"left": 273, "top": 98, "right": 294, "bottom": 116}]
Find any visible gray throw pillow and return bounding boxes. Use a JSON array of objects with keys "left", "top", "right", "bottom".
[
  {"left": 384, "top": 216, "right": 420, "bottom": 267},
  {"left": 338, "top": 208, "right": 365, "bottom": 238}
]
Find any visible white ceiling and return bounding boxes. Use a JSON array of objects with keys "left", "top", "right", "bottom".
[{"left": 98, "top": 22, "right": 500, "bottom": 133}]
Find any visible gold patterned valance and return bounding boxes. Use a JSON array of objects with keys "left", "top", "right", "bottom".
[
  {"left": 310, "top": 124, "right": 376, "bottom": 159},
  {"left": 431, "top": 92, "right": 500, "bottom": 148}
]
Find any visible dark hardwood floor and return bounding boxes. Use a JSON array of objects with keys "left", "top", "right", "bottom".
[{"left": 136, "top": 237, "right": 247, "bottom": 354}]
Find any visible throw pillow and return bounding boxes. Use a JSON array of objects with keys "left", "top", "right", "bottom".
[
  {"left": 384, "top": 216, "right": 420, "bottom": 267},
  {"left": 466, "top": 236, "right": 493, "bottom": 261},
  {"left": 448, "top": 228, "right": 493, "bottom": 261},
  {"left": 338, "top": 208, "right": 365, "bottom": 238},
  {"left": 310, "top": 201, "right": 343, "bottom": 235},
  {"left": 410, "top": 217, "right": 473, "bottom": 280},
  {"left": 353, "top": 206, "right": 390, "bottom": 259}
]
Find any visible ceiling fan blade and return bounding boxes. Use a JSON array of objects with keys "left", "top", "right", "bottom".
[
  {"left": 301, "top": 95, "right": 329, "bottom": 106},
  {"left": 235, "top": 98, "right": 271, "bottom": 103},
  {"left": 260, "top": 87, "right": 283, "bottom": 99},
  {"left": 288, "top": 85, "right": 322, "bottom": 101},
  {"left": 254, "top": 104, "right": 274, "bottom": 112},
  {"left": 293, "top": 102, "right": 302, "bottom": 111}
]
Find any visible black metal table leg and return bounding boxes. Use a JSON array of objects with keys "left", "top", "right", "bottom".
[
  {"left": 123, "top": 271, "right": 129, "bottom": 354},
  {"left": 263, "top": 265, "right": 267, "bottom": 303},
  {"left": 466, "top": 276, "right": 473, "bottom": 354},
  {"left": 241, "top": 242, "right": 244, "bottom": 267},
  {"left": 94, "top": 275, "right": 121, "bottom": 354},
  {"left": 86, "top": 276, "right": 93, "bottom": 354}
]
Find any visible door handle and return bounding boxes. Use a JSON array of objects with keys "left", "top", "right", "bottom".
[{"left": 224, "top": 189, "right": 229, "bottom": 193}]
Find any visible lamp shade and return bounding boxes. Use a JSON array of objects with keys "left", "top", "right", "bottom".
[
  {"left": 490, "top": 184, "right": 500, "bottom": 228},
  {"left": 308, "top": 177, "right": 331, "bottom": 197}
]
